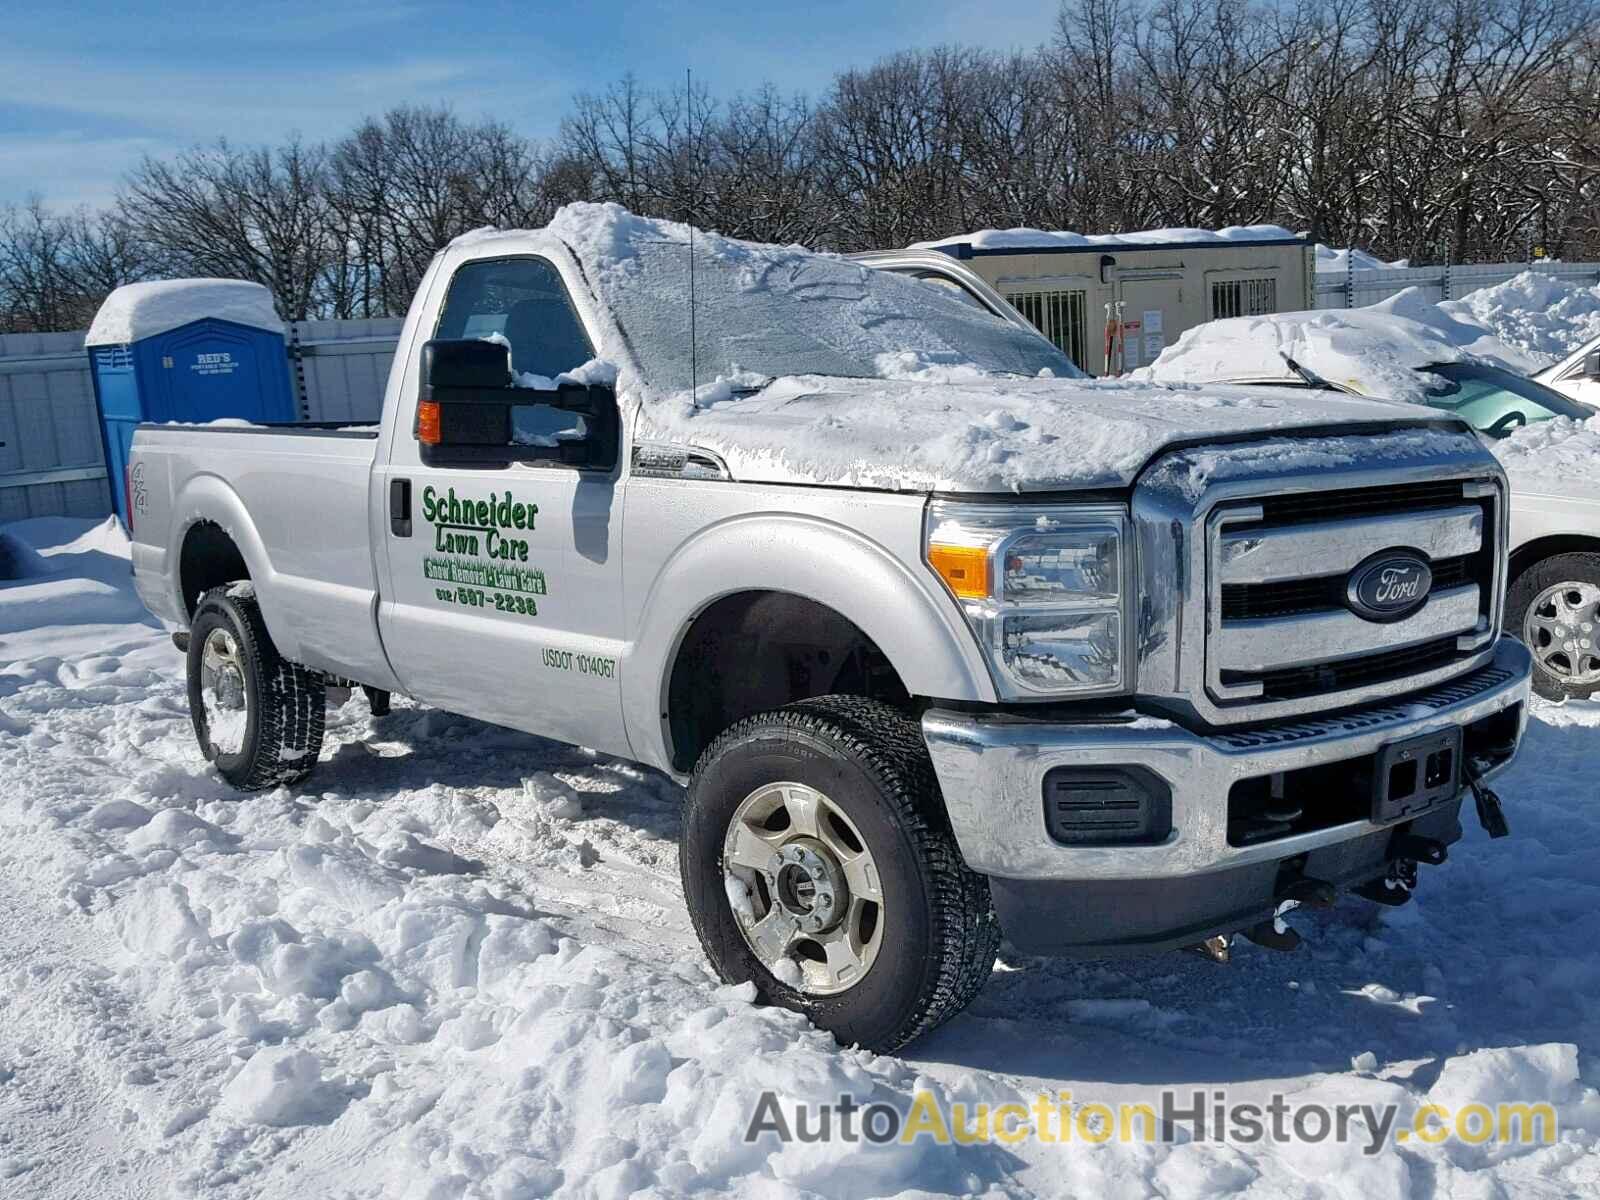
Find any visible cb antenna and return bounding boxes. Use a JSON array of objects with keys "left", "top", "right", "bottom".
[{"left": 687, "top": 66, "right": 699, "bottom": 403}]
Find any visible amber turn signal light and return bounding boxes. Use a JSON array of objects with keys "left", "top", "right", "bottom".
[
  {"left": 416, "top": 400, "right": 442, "bottom": 445},
  {"left": 928, "top": 543, "right": 990, "bottom": 599}
]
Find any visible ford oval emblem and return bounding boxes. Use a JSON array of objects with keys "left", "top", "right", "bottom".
[{"left": 1346, "top": 551, "right": 1433, "bottom": 622}]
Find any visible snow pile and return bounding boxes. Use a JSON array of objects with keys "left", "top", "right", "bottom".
[
  {"left": 0, "top": 529, "right": 50, "bottom": 581},
  {"left": 1140, "top": 292, "right": 1544, "bottom": 403},
  {"left": 0, "top": 514, "right": 147, "bottom": 634},
  {"left": 86, "top": 278, "right": 284, "bottom": 346},
  {"left": 1490, "top": 414, "right": 1600, "bottom": 500},
  {"left": 1367, "top": 287, "right": 1547, "bottom": 373},
  {"left": 1315, "top": 244, "right": 1409, "bottom": 273},
  {"left": 2, "top": 518, "right": 1599, "bottom": 1196},
  {"left": 911, "top": 223, "right": 1298, "bottom": 253},
  {"left": 1439, "top": 270, "right": 1600, "bottom": 365}
]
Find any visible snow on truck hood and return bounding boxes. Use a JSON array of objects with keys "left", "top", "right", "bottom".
[
  {"left": 453, "top": 205, "right": 1471, "bottom": 492},
  {"left": 637, "top": 374, "right": 1470, "bottom": 493}
]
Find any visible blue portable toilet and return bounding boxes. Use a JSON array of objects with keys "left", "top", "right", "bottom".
[{"left": 86, "top": 279, "right": 297, "bottom": 522}]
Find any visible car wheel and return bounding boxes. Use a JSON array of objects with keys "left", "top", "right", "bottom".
[
  {"left": 187, "top": 585, "right": 326, "bottom": 790},
  {"left": 1506, "top": 552, "right": 1600, "bottom": 700},
  {"left": 680, "top": 695, "right": 999, "bottom": 1052}
]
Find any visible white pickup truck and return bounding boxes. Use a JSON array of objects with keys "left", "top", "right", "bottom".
[{"left": 127, "top": 204, "right": 1532, "bottom": 1051}]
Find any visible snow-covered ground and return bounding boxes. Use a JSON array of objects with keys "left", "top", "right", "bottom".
[{"left": 2, "top": 517, "right": 1598, "bottom": 1199}]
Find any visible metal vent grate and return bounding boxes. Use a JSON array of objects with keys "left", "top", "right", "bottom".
[{"left": 1005, "top": 287, "right": 1089, "bottom": 372}]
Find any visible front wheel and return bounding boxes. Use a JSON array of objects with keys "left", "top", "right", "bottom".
[
  {"left": 187, "top": 585, "right": 326, "bottom": 791},
  {"left": 1506, "top": 552, "right": 1600, "bottom": 700},
  {"left": 680, "top": 695, "right": 999, "bottom": 1052}
]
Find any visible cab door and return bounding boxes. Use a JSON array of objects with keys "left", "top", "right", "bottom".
[{"left": 374, "top": 254, "right": 629, "bottom": 755}]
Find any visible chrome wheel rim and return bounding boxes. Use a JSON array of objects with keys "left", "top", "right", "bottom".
[
  {"left": 200, "top": 627, "right": 249, "bottom": 755},
  {"left": 722, "top": 782, "right": 884, "bottom": 996},
  {"left": 1524, "top": 581, "right": 1600, "bottom": 686}
]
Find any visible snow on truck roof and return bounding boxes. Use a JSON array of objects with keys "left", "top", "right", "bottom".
[
  {"left": 448, "top": 204, "right": 1476, "bottom": 492},
  {"left": 86, "top": 278, "right": 284, "bottom": 346}
]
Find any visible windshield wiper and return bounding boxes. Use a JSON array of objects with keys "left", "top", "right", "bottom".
[{"left": 1280, "top": 352, "right": 1335, "bottom": 390}]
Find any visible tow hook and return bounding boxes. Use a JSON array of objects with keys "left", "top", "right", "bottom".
[
  {"left": 1185, "top": 934, "right": 1233, "bottom": 964},
  {"left": 1244, "top": 900, "right": 1303, "bottom": 952},
  {"left": 1354, "top": 859, "right": 1418, "bottom": 906},
  {"left": 1468, "top": 760, "right": 1510, "bottom": 839},
  {"left": 1243, "top": 876, "right": 1335, "bottom": 952}
]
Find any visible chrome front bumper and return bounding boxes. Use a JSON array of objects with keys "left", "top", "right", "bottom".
[{"left": 923, "top": 637, "right": 1532, "bottom": 882}]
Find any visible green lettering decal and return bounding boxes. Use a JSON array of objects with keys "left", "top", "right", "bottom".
[{"left": 416, "top": 487, "right": 547, "bottom": 615}]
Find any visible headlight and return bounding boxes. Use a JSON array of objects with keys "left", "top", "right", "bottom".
[{"left": 926, "top": 501, "right": 1130, "bottom": 697}]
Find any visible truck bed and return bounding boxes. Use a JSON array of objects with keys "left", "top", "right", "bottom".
[{"left": 128, "top": 422, "right": 398, "bottom": 691}]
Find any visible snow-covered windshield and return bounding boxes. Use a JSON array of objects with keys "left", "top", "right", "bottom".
[
  {"left": 591, "top": 232, "right": 1076, "bottom": 393},
  {"left": 1418, "top": 362, "right": 1592, "bottom": 438}
]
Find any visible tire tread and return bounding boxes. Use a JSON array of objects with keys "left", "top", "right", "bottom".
[{"left": 193, "top": 586, "right": 325, "bottom": 791}]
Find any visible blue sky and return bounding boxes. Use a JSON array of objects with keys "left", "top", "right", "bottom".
[{"left": 3, "top": 0, "right": 1056, "bottom": 210}]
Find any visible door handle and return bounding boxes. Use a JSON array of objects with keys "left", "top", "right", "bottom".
[{"left": 390, "top": 478, "right": 412, "bottom": 537}]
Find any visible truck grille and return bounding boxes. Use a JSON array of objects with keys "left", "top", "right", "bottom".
[
  {"left": 1207, "top": 478, "right": 1500, "bottom": 714},
  {"left": 1221, "top": 556, "right": 1474, "bottom": 621},
  {"left": 1251, "top": 479, "right": 1474, "bottom": 525}
]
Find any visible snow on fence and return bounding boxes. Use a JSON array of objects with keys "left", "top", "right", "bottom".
[
  {"left": 0, "top": 320, "right": 401, "bottom": 520},
  {"left": 1314, "top": 260, "right": 1600, "bottom": 309}
]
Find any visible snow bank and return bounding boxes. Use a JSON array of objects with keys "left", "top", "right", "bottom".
[
  {"left": 86, "top": 278, "right": 284, "bottom": 346},
  {"left": 0, "top": 516, "right": 144, "bottom": 632},
  {"left": 0, "top": 530, "right": 50, "bottom": 581},
  {"left": 1140, "top": 293, "right": 1543, "bottom": 403},
  {"left": 1441, "top": 270, "right": 1600, "bottom": 365},
  {"left": 1369, "top": 288, "right": 1547, "bottom": 373},
  {"left": 1491, "top": 415, "right": 1600, "bottom": 500},
  {"left": 912, "top": 223, "right": 1298, "bottom": 253}
]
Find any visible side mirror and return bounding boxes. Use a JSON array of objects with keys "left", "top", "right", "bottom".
[
  {"left": 416, "top": 338, "right": 618, "bottom": 470},
  {"left": 1583, "top": 351, "right": 1600, "bottom": 381},
  {"left": 423, "top": 338, "right": 512, "bottom": 390}
]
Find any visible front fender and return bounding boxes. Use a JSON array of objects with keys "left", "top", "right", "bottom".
[{"left": 621, "top": 510, "right": 996, "bottom": 773}]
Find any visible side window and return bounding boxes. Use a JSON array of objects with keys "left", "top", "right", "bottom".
[
  {"left": 422, "top": 257, "right": 617, "bottom": 470},
  {"left": 436, "top": 257, "right": 594, "bottom": 382},
  {"left": 905, "top": 270, "right": 987, "bottom": 311}
]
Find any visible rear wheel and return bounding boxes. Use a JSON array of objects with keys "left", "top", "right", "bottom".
[
  {"left": 681, "top": 695, "right": 999, "bottom": 1052},
  {"left": 1507, "top": 553, "right": 1600, "bottom": 700},
  {"left": 187, "top": 586, "right": 325, "bottom": 790}
]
